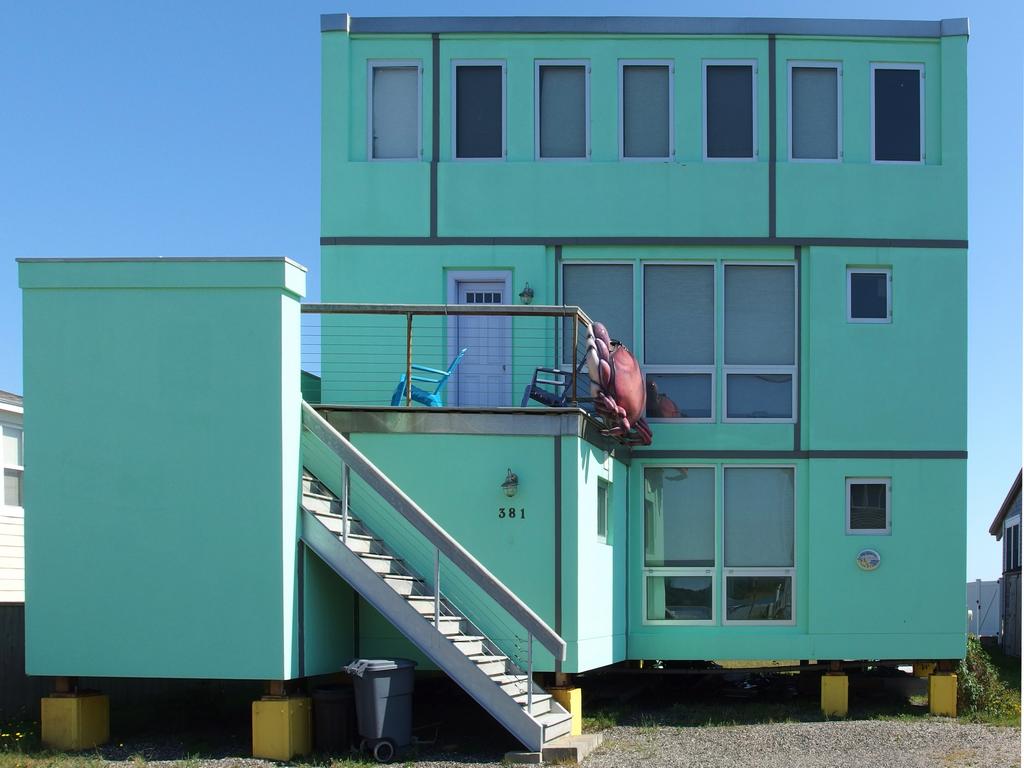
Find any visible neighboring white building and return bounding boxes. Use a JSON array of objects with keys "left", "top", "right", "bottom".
[
  {"left": 965, "top": 579, "right": 1001, "bottom": 638},
  {"left": 1, "top": 390, "right": 23, "bottom": 604}
]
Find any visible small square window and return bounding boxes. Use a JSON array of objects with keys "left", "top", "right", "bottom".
[
  {"left": 646, "top": 575, "right": 713, "bottom": 621},
  {"left": 846, "top": 478, "right": 891, "bottom": 534},
  {"left": 597, "top": 479, "right": 610, "bottom": 543},
  {"left": 848, "top": 269, "right": 891, "bottom": 323}
]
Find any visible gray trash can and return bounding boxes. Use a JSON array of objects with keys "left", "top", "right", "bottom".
[{"left": 344, "top": 658, "right": 416, "bottom": 763}]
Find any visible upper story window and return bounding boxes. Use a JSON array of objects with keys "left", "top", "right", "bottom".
[
  {"left": 368, "top": 62, "right": 421, "bottom": 160},
  {"left": 644, "top": 264, "right": 715, "bottom": 422},
  {"left": 723, "top": 264, "right": 796, "bottom": 422},
  {"left": 871, "top": 63, "right": 924, "bottom": 163},
  {"left": 2, "top": 424, "right": 23, "bottom": 508},
  {"left": 848, "top": 267, "right": 892, "bottom": 323},
  {"left": 1005, "top": 519, "right": 1021, "bottom": 572},
  {"left": 620, "top": 61, "right": 673, "bottom": 160},
  {"left": 454, "top": 62, "right": 505, "bottom": 160},
  {"left": 561, "top": 263, "right": 635, "bottom": 361},
  {"left": 704, "top": 61, "right": 757, "bottom": 160},
  {"left": 789, "top": 62, "right": 841, "bottom": 161},
  {"left": 537, "top": 62, "right": 589, "bottom": 159}
]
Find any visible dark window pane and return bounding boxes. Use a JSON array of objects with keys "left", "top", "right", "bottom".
[
  {"left": 792, "top": 67, "right": 838, "bottom": 159},
  {"left": 726, "top": 576, "right": 792, "bottom": 621},
  {"left": 623, "top": 65, "right": 670, "bottom": 158},
  {"left": 706, "top": 65, "right": 754, "bottom": 158},
  {"left": 540, "top": 65, "right": 586, "bottom": 158},
  {"left": 726, "top": 374, "right": 792, "bottom": 419},
  {"left": 874, "top": 68, "right": 921, "bottom": 161},
  {"left": 456, "top": 65, "right": 503, "bottom": 158},
  {"left": 647, "top": 576, "right": 713, "bottom": 621},
  {"left": 850, "top": 272, "right": 889, "bottom": 319},
  {"left": 646, "top": 374, "right": 712, "bottom": 419},
  {"left": 849, "top": 482, "right": 888, "bottom": 530}
]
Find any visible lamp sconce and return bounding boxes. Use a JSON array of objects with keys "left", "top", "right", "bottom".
[
  {"left": 518, "top": 283, "right": 534, "bottom": 305},
  {"left": 501, "top": 468, "right": 519, "bottom": 497}
]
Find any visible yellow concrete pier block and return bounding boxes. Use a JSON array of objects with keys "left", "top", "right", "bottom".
[
  {"left": 41, "top": 693, "right": 109, "bottom": 751},
  {"left": 252, "top": 696, "right": 312, "bottom": 761},
  {"left": 550, "top": 687, "right": 582, "bottom": 736},
  {"left": 820, "top": 673, "right": 848, "bottom": 717},
  {"left": 928, "top": 673, "right": 957, "bottom": 717}
]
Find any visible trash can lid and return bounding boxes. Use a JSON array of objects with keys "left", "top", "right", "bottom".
[{"left": 344, "top": 658, "right": 417, "bottom": 676}]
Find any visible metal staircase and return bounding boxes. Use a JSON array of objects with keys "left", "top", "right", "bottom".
[{"left": 299, "top": 403, "right": 572, "bottom": 753}]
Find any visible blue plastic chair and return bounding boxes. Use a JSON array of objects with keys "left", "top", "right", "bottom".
[{"left": 390, "top": 348, "right": 468, "bottom": 407}]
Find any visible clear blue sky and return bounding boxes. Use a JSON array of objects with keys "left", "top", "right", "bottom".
[{"left": 0, "top": 1, "right": 1019, "bottom": 580}]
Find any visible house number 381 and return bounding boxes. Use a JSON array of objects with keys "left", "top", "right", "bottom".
[{"left": 498, "top": 507, "right": 525, "bottom": 520}]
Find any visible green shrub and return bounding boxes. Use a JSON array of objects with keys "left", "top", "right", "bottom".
[{"left": 957, "top": 636, "right": 1021, "bottom": 723}]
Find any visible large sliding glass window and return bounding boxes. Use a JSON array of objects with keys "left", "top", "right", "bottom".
[
  {"left": 723, "top": 467, "right": 795, "bottom": 624},
  {"left": 368, "top": 62, "right": 421, "bottom": 160},
  {"left": 561, "top": 263, "right": 634, "bottom": 363},
  {"left": 723, "top": 264, "right": 796, "bottom": 422},
  {"left": 643, "top": 264, "right": 715, "bottom": 421},
  {"left": 537, "top": 62, "right": 588, "bottom": 159},
  {"left": 644, "top": 466, "right": 716, "bottom": 623},
  {"left": 620, "top": 62, "right": 673, "bottom": 160},
  {"left": 454, "top": 62, "right": 505, "bottom": 160}
]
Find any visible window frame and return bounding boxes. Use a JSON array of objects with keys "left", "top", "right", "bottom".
[
  {"left": 559, "top": 260, "right": 637, "bottom": 368},
  {"left": 641, "top": 261, "right": 717, "bottom": 424},
  {"left": 535, "top": 59, "right": 591, "bottom": 161},
  {"left": 721, "top": 261, "right": 798, "bottom": 424},
  {"left": 1005, "top": 516, "right": 1021, "bottom": 572},
  {"left": 642, "top": 463, "right": 718, "bottom": 626},
  {"left": 702, "top": 59, "right": 759, "bottom": 162},
  {"left": 845, "top": 477, "right": 892, "bottom": 535},
  {"left": 847, "top": 267, "right": 892, "bottom": 324},
  {"left": 870, "top": 62, "right": 925, "bottom": 165},
  {"left": 597, "top": 477, "right": 610, "bottom": 544},
  {"left": 722, "top": 464, "right": 797, "bottom": 627},
  {"left": 2, "top": 421, "right": 24, "bottom": 511},
  {"left": 451, "top": 59, "right": 507, "bottom": 162},
  {"left": 366, "top": 60, "right": 423, "bottom": 162},
  {"left": 787, "top": 60, "right": 843, "bottom": 163},
  {"left": 618, "top": 59, "right": 676, "bottom": 162}
]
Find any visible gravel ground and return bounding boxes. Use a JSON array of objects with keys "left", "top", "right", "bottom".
[{"left": 78, "top": 720, "right": 1019, "bottom": 768}]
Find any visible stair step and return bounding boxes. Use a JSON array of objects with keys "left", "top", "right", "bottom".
[
  {"left": 407, "top": 596, "right": 445, "bottom": 615},
  {"left": 512, "top": 692, "right": 552, "bottom": 715},
  {"left": 538, "top": 711, "right": 573, "bottom": 743},
  {"left": 449, "top": 635, "right": 486, "bottom": 656},
  {"left": 491, "top": 675, "right": 530, "bottom": 695},
  {"left": 383, "top": 574, "right": 420, "bottom": 595},
  {"left": 427, "top": 616, "right": 464, "bottom": 635},
  {"left": 358, "top": 553, "right": 403, "bottom": 575},
  {"left": 302, "top": 494, "right": 343, "bottom": 516},
  {"left": 468, "top": 654, "right": 508, "bottom": 675},
  {"left": 343, "top": 533, "right": 377, "bottom": 553}
]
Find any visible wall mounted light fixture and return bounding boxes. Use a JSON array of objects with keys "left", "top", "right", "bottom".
[
  {"left": 518, "top": 283, "right": 534, "bottom": 305},
  {"left": 501, "top": 468, "right": 519, "bottom": 497}
]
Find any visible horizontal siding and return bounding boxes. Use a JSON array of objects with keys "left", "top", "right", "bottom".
[{"left": 0, "top": 511, "right": 23, "bottom": 603}]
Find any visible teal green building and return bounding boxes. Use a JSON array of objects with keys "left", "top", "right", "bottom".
[{"left": 19, "top": 14, "right": 968, "bottom": 754}]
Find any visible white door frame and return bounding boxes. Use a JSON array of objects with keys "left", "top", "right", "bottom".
[{"left": 446, "top": 270, "right": 513, "bottom": 407}]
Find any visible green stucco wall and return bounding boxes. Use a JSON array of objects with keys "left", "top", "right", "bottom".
[{"left": 19, "top": 258, "right": 306, "bottom": 679}]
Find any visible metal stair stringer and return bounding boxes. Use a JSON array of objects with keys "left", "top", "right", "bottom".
[{"left": 300, "top": 506, "right": 546, "bottom": 752}]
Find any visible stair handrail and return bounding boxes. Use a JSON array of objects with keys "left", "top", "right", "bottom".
[{"left": 302, "top": 400, "right": 567, "bottom": 662}]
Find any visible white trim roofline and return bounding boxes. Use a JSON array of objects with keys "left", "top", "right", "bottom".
[{"left": 323, "top": 15, "right": 969, "bottom": 39}]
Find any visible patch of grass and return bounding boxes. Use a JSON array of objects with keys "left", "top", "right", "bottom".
[
  {"left": 957, "top": 636, "right": 1021, "bottom": 726},
  {"left": 0, "top": 713, "right": 40, "bottom": 754},
  {"left": 0, "top": 755, "right": 105, "bottom": 768}
]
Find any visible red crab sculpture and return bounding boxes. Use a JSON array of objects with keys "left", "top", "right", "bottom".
[{"left": 584, "top": 322, "right": 653, "bottom": 446}]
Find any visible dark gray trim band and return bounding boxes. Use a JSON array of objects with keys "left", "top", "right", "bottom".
[
  {"left": 553, "top": 435, "right": 562, "bottom": 674},
  {"left": 430, "top": 34, "right": 440, "bottom": 238},
  {"left": 324, "top": 15, "right": 969, "bottom": 39},
  {"left": 631, "top": 449, "right": 967, "bottom": 459},
  {"left": 322, "top": 235, "right": 968, "bottom": 249},
  {"left": 768, "top": 35, "right": 777, "bottom": 240}
]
